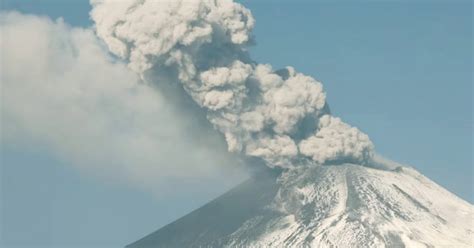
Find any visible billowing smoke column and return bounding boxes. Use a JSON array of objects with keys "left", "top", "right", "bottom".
[{"left": 90, "top": 0, "right": 374, "bottom": 168}]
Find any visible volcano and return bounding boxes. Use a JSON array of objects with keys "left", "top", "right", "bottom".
[{"left": 126, "top": 162, "right": 473, "bottom": 247}]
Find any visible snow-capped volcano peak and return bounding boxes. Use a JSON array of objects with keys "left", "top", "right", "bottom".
[
  {"left": 243, "top": 164, "right": 472, "bottom": 247},
  {"left": 127, "top": 163, "right": 473, "bottom": 247}
]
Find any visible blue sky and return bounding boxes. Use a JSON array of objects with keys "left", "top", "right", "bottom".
[{"left": 1, "top": 0, "right": 472, "bottom": 247}]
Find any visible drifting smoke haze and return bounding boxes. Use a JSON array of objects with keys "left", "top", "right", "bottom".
[
  {"left": 90, "top": 0, "right": 375, "bottom": 169},
  {"left": 0, "top": 12, "right": 245, "bottom": 193}
]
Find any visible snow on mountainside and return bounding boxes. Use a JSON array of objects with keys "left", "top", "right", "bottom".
[{"left": 127, "top": 164, "right": 473, "bottom": 248}]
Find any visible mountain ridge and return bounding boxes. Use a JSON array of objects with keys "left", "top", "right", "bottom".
[{"left": 127, "top": 164, "right": 473, "bottom": 248}]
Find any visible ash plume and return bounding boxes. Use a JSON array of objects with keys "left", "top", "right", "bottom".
[{"left": 90, "top": 0, "right": 374, "bottom": 168}]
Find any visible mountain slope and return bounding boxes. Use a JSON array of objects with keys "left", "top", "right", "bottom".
[{"left": 127, "top": 164, "right": 473, "bottom": 248}]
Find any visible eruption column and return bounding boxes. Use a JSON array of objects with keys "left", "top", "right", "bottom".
[{"left": 91, "top": 0, "right": 374, "bottom": 168}]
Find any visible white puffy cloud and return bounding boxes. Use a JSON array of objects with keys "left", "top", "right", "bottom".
[
  {"left": 0, "top": 12, "right": 245, "bottom": 193},
  {"left": 245, "top": 135, "right": 298, "bottom": 168},
  {"left": 90, "top": 0, "right": 376, "bottom": 168},
  {"left": 259, "top": 67, "right": 327, "bottom": 134},
  {"left": 200, "top": 61, "right": 252, "bottom": 89},
  {"left": 299, "top": 115, "right": 374, "bottom": 164},
  {"left": 90, "top": 0, "right": 255, "bottom": 74}
]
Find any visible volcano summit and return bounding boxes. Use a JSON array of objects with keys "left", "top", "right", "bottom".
[{"left": 127, "top": 161, "right": 473, "bottom": 247}]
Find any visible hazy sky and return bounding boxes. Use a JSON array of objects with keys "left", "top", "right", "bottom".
[{"left": 1, "top": 0, "right": 472, "bottom": 247}]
